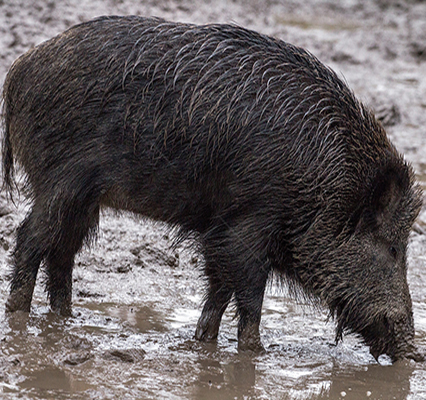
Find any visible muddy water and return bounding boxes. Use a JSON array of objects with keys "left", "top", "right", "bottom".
[{"left": 1, "top": 193, "right": 426, "bottom": 400}]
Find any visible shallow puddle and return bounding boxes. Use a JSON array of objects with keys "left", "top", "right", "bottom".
[{"left": 1, "top": 208, "right": 426, "bottom": 400}]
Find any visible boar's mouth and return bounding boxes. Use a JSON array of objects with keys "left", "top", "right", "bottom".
[
  {"left": 336, "top": 316, "right": 393, "bottom": 361},
  {"left": 366, "top": 330, "right": 423, "bottom": 363},
  {"left": 335, "top": 307, "right": 422, "bottom": 362}
]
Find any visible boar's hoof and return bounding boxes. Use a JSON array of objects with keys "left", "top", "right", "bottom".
[
  {"left": 238, "top": 322, "right": 265, "bottom": 353},
  {"left": 195, "top": 310, "right": 222, "bottom": 342},
  {"left": 238, "top": 336, "right": 265, "bottom": 353},
  {"left": 5, "top": 290, "right": 32, "bottom": 314}
]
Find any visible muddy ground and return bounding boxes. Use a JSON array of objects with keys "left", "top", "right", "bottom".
[{"left": 0, "top": 0, "right": 426, "bottom": 399}]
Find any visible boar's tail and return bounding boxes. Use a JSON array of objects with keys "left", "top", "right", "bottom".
[{"left": 1, "top": 86, "right": 15, "bottom": 199}]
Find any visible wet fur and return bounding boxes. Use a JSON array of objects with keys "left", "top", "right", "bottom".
[{"left": 2, "top": 16, "right": 423, "bottom": 360}]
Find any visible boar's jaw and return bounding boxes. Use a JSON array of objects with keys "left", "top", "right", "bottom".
[
  {"left": 369, "top": 337, "right": 423, "bottom": 363},
  {"left": 356, "top": 315, "right": 418, "bottom": 362},
  {"left": 333, "top": 300, "right": 419, "bottom": 362}
]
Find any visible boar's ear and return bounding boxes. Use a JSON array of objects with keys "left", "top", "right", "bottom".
[
  {"left": 348, "top": 161, "right": 409, "bottom": 234},
  {"left": 366, "top": 162, "right": 409, "bottom": 227}
]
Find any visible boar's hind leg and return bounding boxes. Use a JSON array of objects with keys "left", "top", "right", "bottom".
[
  {"left": 6, "top": 204, "right": 46, "bottom": 313},
  {"left": 195, "top": 259, "right": 233, "bottom": 342},
  {"left": 44, "top": 195, "right": 100, "bottom": 316}
]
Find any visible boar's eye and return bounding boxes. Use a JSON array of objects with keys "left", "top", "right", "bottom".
[{"left": 389, "top": 246, "right": 398, "bottom": 259}]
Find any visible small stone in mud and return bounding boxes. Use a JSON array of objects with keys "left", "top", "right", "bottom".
[
  {"left": 63, "top": 352, "right": 93, "bottom": 366},
  {"left": 116, "top": 264, "right": 132, "bottom": 273},
  {"left": 77, "top": 289, "right": 104, "bottom": 298},
  {"left": 410, "top": 42, "right": 426, "bottom": 61},
  {"left": 166, "top": 255, "right": 179, "bottom": 268},
  {"left": 130, "top": 244, "right": 175, "bottom": 268},
  {"left": 1, "top": 239, "right": 10, "bottom": 251},
  {"left": 134, "top": 257, "right": 147, "bottom": 267},
  {"left": 104, "top": 349, "right": 146, "bottom": 363},
  {"left": 330, "top": 50, "right": 360, "bottom": 64},
  {"left": 129, "top": 247, "right": 141, "bottom": 257}
]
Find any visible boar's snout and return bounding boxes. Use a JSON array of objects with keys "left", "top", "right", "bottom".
[{"left": 367, "top": 311, "right": 423, "bottom": 362}]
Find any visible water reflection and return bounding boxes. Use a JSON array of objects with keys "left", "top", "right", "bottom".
[
  {"left": 0, "top": 311, "right": 95, "bottom": 398},
  {"left": 188, "top": 338, "right": 416, "bottom": 400},
  {"left": 0, "top": 294, "right": 424, "bottom": 399},
  {"left": 100, "top": 303, "right": 168, "bottom": 333},
  {"left": 20, "top": 366, "right": 92, "bottom": 392},
  {"left": 193, "top": 354, "right": 256, "bottom": 400},
  {"left": 317, "top": 361, "right": 414, "bottom": 399}
]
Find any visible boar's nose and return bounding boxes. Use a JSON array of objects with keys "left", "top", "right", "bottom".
[{"left": 369, "top": 312, "right": 419, "bottom": 362}]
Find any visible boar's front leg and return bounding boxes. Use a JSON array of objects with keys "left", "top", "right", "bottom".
[
  {"left": 234, "top": 261, "right": 270, "bottom": 352},
  {"left": 196, "top": 219, "right": 271, "bottom": 352}
]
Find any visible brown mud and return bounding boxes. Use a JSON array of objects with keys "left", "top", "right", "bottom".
[{"left": 0, "top": 0, "right": 426, "bottom": 399}]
